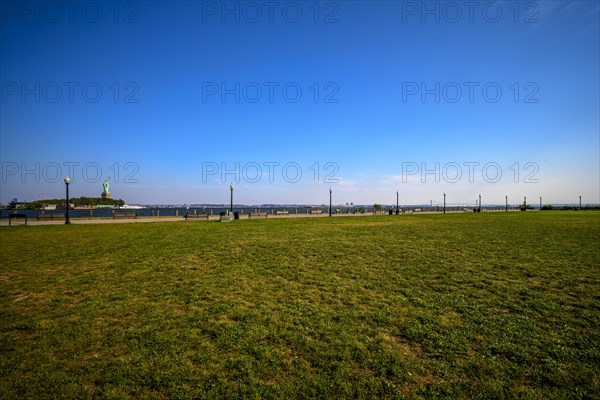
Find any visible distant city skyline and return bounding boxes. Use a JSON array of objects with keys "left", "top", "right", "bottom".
[{"left": 1, "top": 1, "right": 598, "bottom": 205}]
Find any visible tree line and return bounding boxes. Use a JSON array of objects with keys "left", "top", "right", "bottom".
[{"left": 9, "top": 197, "right": 125, "bottom": 209}]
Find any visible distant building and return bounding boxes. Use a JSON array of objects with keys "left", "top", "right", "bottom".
[{"left": 8, "top": 201, "right": 28, "bottom": 209}]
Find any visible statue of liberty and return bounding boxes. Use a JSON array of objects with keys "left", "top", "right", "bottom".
[{"left": 101, "top": 177, "right": 111, "bottom": 199}]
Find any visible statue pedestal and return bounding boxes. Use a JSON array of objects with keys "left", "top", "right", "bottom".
[{"left": 101, "top": 191, "right": 111, "bottom": 200}]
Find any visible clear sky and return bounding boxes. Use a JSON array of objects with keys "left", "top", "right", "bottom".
[{"left": 1, "top": 0, "right": 599, "bottom": 206}]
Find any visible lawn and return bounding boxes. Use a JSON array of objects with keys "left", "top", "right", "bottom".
[{"left": 1, "top": 212, "right": 599, "bottom": 399}]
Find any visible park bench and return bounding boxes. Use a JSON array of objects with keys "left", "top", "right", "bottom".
[
  {"left": 8, "top": 213, "right": 28, "bottom": 226},
  {"left": 184, "top": 213, "right": 210, "bottom": 220},
  {"left": 275, "top": 210, "right": 289, "bottom": 215},
  {"left": 37, "top": 213, "right": 66, "bottom": 221},
  {"left": 113, "top": 211, "right": 137, "bottom": 219},
  {"left": 248, "top": 212, "right": 268, "bottom": 218}
]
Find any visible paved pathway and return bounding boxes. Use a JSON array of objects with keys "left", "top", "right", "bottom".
[{"left": 0, "top": 209, "right": 519, "bottom": 227}]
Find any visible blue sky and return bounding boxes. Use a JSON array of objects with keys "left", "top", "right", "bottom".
[{"left": 1, "top": 0, "right": 599, "bottom": 206}]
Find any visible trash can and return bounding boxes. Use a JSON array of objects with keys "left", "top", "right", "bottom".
[
  {"left": 389, "top": 210, "right": 393, "bottom": 215},
  {"left": 234, "top": 211, "right": 240, "bottom": 220}
]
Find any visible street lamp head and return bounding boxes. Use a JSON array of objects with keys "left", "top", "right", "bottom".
[
  {"left": 230, "top": 184, "right": 233, "bottom": 190},
  {"left": 64, "top": 176, "right": 70, "bottom": 184}
]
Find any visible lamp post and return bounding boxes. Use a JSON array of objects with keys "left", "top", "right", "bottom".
[
  {"left": 396, "top": 190, "right": 399, "bottom": 215},
  {"left": 540, "top": 196, "right": 542, "bottom": 211},
  {"left": 479, "top": 194, "right": 482, "bottom": 212},
  {"left": 442, "top": 193, "right": 446, "bottom": 214},
  {"left": 229, "top": 184, "right": 233, "bottom": 213},
  {"left": 505, "top": 195, "right": 508, "bottom": 212},
  {"left": 64, "top": 176, "right": 71, "bottom": 224},
  {"left": 579, "top": 195, "right": 582, "bottom": 209},
  {"left": 329, "top": 187, "right": 332, "bottom": 217},
  {"left": 524, "top": 196, "right": 527, "bottom": 209}
]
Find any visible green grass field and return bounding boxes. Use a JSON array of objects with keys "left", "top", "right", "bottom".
[{"left": 1, "top": 212, "right": 599, "bottom": 399}]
